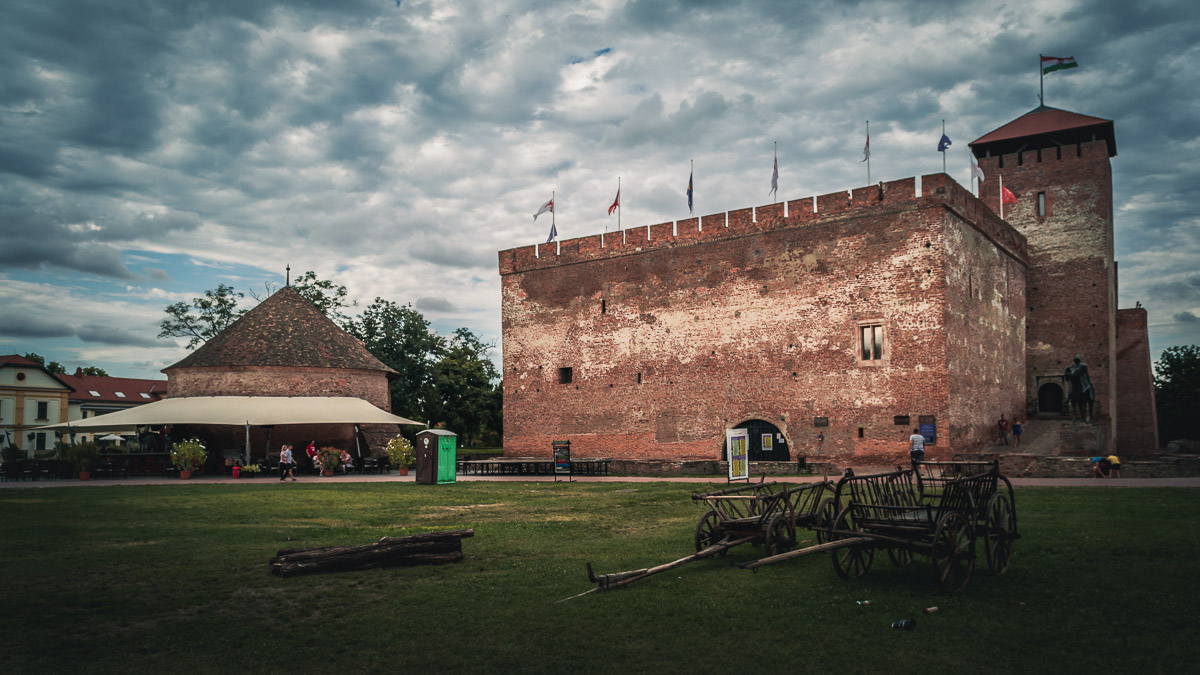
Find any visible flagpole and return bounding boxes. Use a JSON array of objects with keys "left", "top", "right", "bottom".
[
  {"left": 1039, "top": 54, "right": 1044, "bottom": 106},
  {"left": 618, "top": 177, "right": 621, "bottom": 231},
  {"left": 999, "top": 176, "right": 1004, "bottom": 220},
  {"left": 941, "top": 120, "right": 947, "bottom": 173},
  {"left": 690, "top": 159, "right": 694, "bottom": 215},
  {"left": 774, "top": 141, "right": 778, "bottom": 204},
  {"left": 865, "top": 121, "right": 871, "bottom": 186}
]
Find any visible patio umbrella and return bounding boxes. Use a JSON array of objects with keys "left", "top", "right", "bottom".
[{"left": 99, "top": 434, "right": 124, "bottom": 442}]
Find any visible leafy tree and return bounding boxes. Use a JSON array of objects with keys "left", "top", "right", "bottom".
[
  {"left": 344, "top": 299, "right": 444, "bottom": 418},
  {"left": 423, "top": 328, "right": 502, "bottom": 447},
  {"left": 23, "top": 352, "right": 65, "bottom": 374},
  {"left": 1155, "top": 344, "right": 1200, "bottom": 444},
  {"left": 22, "top": 353, "right": 107, "bottom": 376},
  {"left": 158, "top": 283, "right": 246, "bottom": 349},
  {"left": 291, "top": 270, "right": 357, "bottom": 325}
]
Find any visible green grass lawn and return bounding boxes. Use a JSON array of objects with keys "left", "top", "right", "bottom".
[{"left": 1, "top": 482, "right": 1197, "bottom": 674}]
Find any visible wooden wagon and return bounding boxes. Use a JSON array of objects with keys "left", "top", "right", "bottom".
[
  {"left": 808, "top": 461, "right": 1019, "bottom": 593},
  {"left": 692, "top": 479, "right": 836, "bottom": 557}
]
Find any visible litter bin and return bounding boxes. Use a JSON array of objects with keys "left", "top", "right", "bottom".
[{"left": 415, "top": 429, "right": 457, "bottom": 484}]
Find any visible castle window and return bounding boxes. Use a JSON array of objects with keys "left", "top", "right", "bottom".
[
  {"left": 601, "top": 299, "right": 607, "bottom": 314},
  {"left": 558, "top": 367, "right": 573, "bottom": 384},
  {"left": 1037, "top": 192, "right": 1046, "bottom": 217},
  {"left": 894, "top": 415, "right": 911, "bottom": 426},
  {"left": 636, "top": 372, "right": 642, "bottom": 384},
  {"left": 36, "top": 401, "right": 49, "bottom": 420},
  {"left": 857, "top": 322, "right": 886, "bottom": 364}
]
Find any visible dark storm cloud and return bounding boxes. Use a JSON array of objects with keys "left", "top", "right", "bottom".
[
  {"left": 144, "top": 268, "right": 171, "bottom": 282},
  {"left": 416, "top": 296, "right": 458, "bottom": 313},
  {"left": 1174, "top": 311, "right": 1199, "bottom": 323},
  {"left": 0, "top": 316, "right": 75, "bottom": 339},
  {"left": 75, "top": 323, "right": 165, "bottom": 348},
  {"left": 1147, "top": 276, "right": 1200, "bottom": 303}
]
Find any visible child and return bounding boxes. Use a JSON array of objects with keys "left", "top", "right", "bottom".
[{"left": 1012, "top": 420, "right": 1023, "bottom": 447}]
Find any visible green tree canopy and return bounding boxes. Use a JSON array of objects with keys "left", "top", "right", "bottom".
[
  {"left": 158, "top": 283, "right": 246, "bottom": 349},
  {"left": 291, "top": 270, "right": 357, "bottom": 325},
  {"left": 23, "top": 352, "right": 65, "bottom": 374},
  {"left": 1155, "top": 344, "right": 1200, "bottom": 443},
  {"left": 423, "top": 328, "right": 501, "bottom": 447},
  {"left": 343, "top": 299, "right": 445, "bottom": 419}
]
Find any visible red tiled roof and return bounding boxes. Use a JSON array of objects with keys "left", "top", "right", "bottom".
[
  {"left": 163, "top": 286, "right": 395, "bottom": 374},
  {"left": 58, "top": 373, "right": 167, "bottom": 404},
  {"left": 0, "top": 354, "right": 43, "bottom": 368},
  {"left": 971, "top": 105, "right": 1115, "bottom": 156}
]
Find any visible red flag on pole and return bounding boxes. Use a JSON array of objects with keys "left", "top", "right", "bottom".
[
  {"left": 608, "top": 189, "right": 620, "bottom": 215},
  {"left": 1001, "top": 185, "right": 1017, "bottom": 204}
]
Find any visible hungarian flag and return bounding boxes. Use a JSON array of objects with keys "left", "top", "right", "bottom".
[
  {"left": 1002, "top": 185, "right": 1018, "bottom": 204},
  {"left": 687, "top": 170, "right": 693, "bottom": 214},
  {"left": 608, "top": 189, "right": 620, "bottom": 215},
  {"left": 533, "top": 198, "right": 554, "bottom": 220},
  {"left": 1041, "top": 55, "right": 1078, "bottom": 74},
  {"left": 770, "top": 156, "right": 778, "bottom": 196},
  {"left": 861, "top": 134, "right": 870, "bottom": 162},
  {"left": 971, "top": 154, "right": 985, "bottom": 182}
]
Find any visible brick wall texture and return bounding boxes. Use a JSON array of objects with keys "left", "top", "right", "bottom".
[{"left": 500, "top": 175, "right": 1028, "bottom": 463}]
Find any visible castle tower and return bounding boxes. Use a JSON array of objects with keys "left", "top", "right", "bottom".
[{"left": 970, "top": 106, "right": 1119, "bottom": 451}]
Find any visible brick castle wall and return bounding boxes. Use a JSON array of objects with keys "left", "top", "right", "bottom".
[
  {"left": 976, "top": 139, "right": 1116, "bottom": 451},
  {"left": 500, "top": 174, "right": 1027, "bottom": 463},
  {"left": 1115, "top": 307, "right": 1159, "bottom": 452}
]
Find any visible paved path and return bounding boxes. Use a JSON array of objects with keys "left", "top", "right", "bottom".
[{"left": 4, "top": 472, "right": 1199, "bottom": 489}]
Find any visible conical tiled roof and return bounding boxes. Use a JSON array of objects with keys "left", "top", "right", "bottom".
[{"left": 164, "top": 286, "right": 395, "bottom": 374}]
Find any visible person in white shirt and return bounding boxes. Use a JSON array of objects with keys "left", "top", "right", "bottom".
[{"left": 908, "top": 428, "right": 926, "bottom": 465}]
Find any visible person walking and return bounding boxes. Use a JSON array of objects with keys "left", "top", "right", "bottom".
[
  {"left": 1012, "top": 420, "right": 1023, "bottom": 447},
  {"left": 280, "top": 444, "right": 296, "bottom": 482},
  {"left": 908, "top": 428, "right": 926, "bottom": 465},
  {"left": 997, "top": 415, "right": 1010, "bottom": 445}
]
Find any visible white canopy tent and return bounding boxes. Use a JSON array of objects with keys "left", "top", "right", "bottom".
[{"left": 38, "top": 396, "right": 422, "bottom": 462}]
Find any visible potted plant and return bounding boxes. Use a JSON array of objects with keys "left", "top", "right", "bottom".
[
  {"left": 240, "top": 463, "right": 262, "bottom": 478},
  {"left": 385, "top": 436, "right": 414, "bottom": 476},
  {"left": 316, "top": 447, "right": 342, "bottom": 476},
  {"left": 65, "top": 442, "right": 100, "bottom": 480},
  {"left": 170, "top": 438, "right": 207, "bottom": 479}
]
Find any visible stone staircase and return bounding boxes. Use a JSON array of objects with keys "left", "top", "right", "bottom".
[{"left": 999, "top": 417, "right": 1106, "bottom": 456}]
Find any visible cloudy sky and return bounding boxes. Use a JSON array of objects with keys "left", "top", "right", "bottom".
[{"left": 2, "top": 0, "right": 1198, "bottom": 380}]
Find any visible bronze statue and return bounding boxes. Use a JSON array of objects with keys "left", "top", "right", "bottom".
[{"left": 1065, "top": 355, "right": 1095, "bottom": 424}]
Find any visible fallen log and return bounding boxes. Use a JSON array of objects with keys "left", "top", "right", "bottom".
[{"left": 271, "top": 529, "right": 473, "bottom": 577}]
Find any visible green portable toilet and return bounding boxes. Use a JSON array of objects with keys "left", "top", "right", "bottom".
[{"left": 415, "top": 429, "right": 457, "bottom": 484}]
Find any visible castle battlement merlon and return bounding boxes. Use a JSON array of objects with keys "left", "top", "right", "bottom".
[{"left": 498, "top": 173, "right": 1025, "bottom": 275}]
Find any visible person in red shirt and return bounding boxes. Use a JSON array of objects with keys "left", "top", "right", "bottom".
[{"left": 997, "top": 415, "right": 1010, "bottom": 445}]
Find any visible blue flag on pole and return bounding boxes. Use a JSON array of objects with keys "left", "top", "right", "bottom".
[
  {"left": 546, "top": 222, "right": 557, "bottom": 243},
  {"left": 938, "top": 133, "right": 952, "bottom": 152}
]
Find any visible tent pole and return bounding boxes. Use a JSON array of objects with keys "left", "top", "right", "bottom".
[
  {"left": 354, "top": 425, "right": 362, "bottom": 458},
  {"left": 244, "top": 423, "right": 250, "bottom": 465}
]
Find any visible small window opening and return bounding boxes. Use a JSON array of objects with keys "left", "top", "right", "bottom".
[
  {"left": 601, "top": 299, "right": 606, "bottom": 314},
  {"left": 1017, "top": 152, "right": 1023, "bottom": 166},
  {"left": 998, "top": 155, "right": 1004, "bottom": 169},
  {"left": 860, "top": 324, "right": 884, "bottom": 361},
  {"left": 636, "top": 372, "right": 642, "bottom": 384},
  {"left": 1037, "top": 192, "right": 1046, "bottom": 217},
  {"left": 857, "top": 427, "right": 865, "bottom": 438},
  {"left": 1036, "top": 148, "right": 1042, "bottom": 163},
  {"left": 894, "top": 415, "right": 911, "bottom": 426},
  {"left": 558, "top": 367, "right": 573, "bottom": 384}
]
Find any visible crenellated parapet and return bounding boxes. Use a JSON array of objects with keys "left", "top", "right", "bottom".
[{"left": 499, "top": 173, "right": 1027, "bottom": 275}]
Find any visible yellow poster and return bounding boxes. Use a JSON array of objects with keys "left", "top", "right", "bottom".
[{"left": 726, "top": 428, "right": 749, "bottom": 481}]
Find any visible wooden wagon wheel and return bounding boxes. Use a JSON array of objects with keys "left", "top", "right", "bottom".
[
  {"left": 932, "top": 512, "right": 975, "bottom": 593},
  {"left": 765, "top": 513, "right": 796, "bottom": 556},
  {"left": 887, "top": 546, "right": 914, "bottom": 567},
  {"left": 984, "top": 492, "right": 1016, "bottom": 574},
  {"left": 813, "top": 497, "right": 836, "bottom": 544},
  {"left": 830, "top": 506, "right": 874, "bottom": 580},
  {"left": 695, "top": 510, "right": 726, "bottom": 554}
]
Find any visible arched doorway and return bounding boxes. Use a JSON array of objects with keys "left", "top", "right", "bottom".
[
  {"left": 1038, "top": 382, "right": 1064, "bottom": 414},
  {"left": 725, "top": 419, "right": 790, "bottom": 461}
]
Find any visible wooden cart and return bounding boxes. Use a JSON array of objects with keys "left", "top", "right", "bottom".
[
  {"left": 691, "top": 479, "right": 836, "bottom": 557},
  {"left": 797, "top": 461, "right": 1018, "bottom": 593}
]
